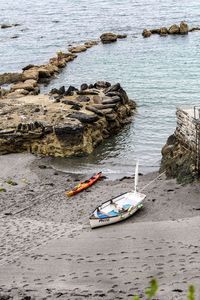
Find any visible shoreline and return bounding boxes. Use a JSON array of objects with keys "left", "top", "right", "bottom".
[{"left": 0, "top": 153, "right": 200, "bottom": 299}]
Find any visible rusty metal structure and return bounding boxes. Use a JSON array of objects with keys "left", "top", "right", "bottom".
[{"left": 194, "top": 106, "right": 200, "bottom": 174}]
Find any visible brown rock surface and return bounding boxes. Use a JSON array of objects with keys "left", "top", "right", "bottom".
[
  {"left": 168, "top": 24, "right": 180, "bottom": 34},
  {"left": 159, "top": 27, "right": 168, "bottom": 36},
  {"left": 142, "top": 29, "right": 152, "bottom": 38},
  {"left": 0, "top": 83, "right": 136, "bottom": 157},
  {"left": 11, "top": 79, "right": 38, "bottom": 92},
  {"left": 100, "top": 32, "right": 118, "bottom": 43},
  {"left": 179, "top": 21, "right": 189, "bottom": 34}
]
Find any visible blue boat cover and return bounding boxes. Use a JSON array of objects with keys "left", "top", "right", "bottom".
[
  {"left": 122, "top": 204, "right": 131, "bottom": 210},
  {"left": 97, "top": 210, "right": 119, "bottom": 219}
]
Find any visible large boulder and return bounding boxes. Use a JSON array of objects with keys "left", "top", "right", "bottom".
[
  {"left": 159, "top": 27, "right": 168, "bottom": 36},
  {"left": 0, "top": 72, "right": 22, "bottom": 85},
  {"left": 11, "top": 79, "right": 38, "bottom": 92},
  {"left": 22, "top": 68, "right": 39, "bottom": 81},
  {"left": 179, "top": 21, "right": 189, "bottom": 34},
  {"left": 100, "top": 32, "right": 118, "bottom": 43},
  {"left": 142, "top": 29, "right": 152, "bottom": 38},
  {"left": 168, "top": 24, "right": 180, "bottom": 34},
  {"left": 68, "top": 112, "right": 99, "bottom": 124},
  {"left": 68, "top": 45, "right": 87, "bottom": 53},
  {"left": 150, "top": 28, "right": 161, "bottom": 34}
]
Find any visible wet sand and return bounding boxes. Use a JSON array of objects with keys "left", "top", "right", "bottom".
[{"left": 0, "top": 153, "right": 200, "bottom": 299}]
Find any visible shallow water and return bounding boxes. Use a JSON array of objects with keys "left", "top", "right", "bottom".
[{"left": 1, "top": 0, "right": 200, "bottom": 176}]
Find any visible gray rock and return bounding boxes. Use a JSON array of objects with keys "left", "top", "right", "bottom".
[
  {"left": 94, "top": 81, "right": 111, "bottom": 89},
  {"left": 1, "top": 23, "right": 12, "bottom": 29},
  {"left": 62, "top": 99, "right": 83, "bottom": 108},
  {"left": 105, "top": 83, "right": 121, "bottom": 93},
  {"left": 150, "top": 28, "right": 161, "bottom": 34},
  {"left": 102, "top": 97, "right": 121, "bottom": 105},
  {"left": 68, "top": 112, "right": 99, "bottom": 123},
  {"left": 22, "top": 64, "right": 36, "bottom": 71},
  {"left": 93, "top": 103, "right": 118, "bottom": 109},
  {"left": 64, "top": 86, "right": 78, "bottom": 96},
  {"left": 54, "top": 122, "right": 83, "bottom": 136},
  {"left": 80, "top": 83, "right": 88, "bottom": 90},
  {"left": 76, "top": 95, "right": 90, "bottom": 102},
  {"left": 101, "top": 108, "right": 114, "bottom": 115},
  {"left": 85, "top": 106, "right": 104, "bottom": 116}
]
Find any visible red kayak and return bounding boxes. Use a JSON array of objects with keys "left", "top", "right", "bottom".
[{"left": 66, "top": 172, "right": 102, "bottom": 197}]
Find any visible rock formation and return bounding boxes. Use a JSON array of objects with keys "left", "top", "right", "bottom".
[
  {"left": 142, "top": 21, "right": 194, "bottom": 38},
  {"left": 142, "top": 29, "right": 152, "bottom": 38},
  {"left": 100, "top": 32, "right": 127, "bottom": 43},
  {"left": 0, "top": 40, "right": 99, "bottom": 97},
  {"left": 160, "top": 108, "right": 200, "bottom": 183},
  {"left": 0, "top": 82, "right": 136, "bottom": 157}
]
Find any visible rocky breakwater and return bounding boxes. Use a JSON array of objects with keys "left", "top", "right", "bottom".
[
  {"left": 142, "top": 21, "right": 200, "bottom": 38},
  {"left": 160, "top": 107, "right": 200, "bottom": 183},
  {"left": 0, "top": 40, "right": 98, "bottom": 97},
  {"left": 0, "top": 82, "right": 136, "bottom": 157},
  {"left": 100, "top": 32, "right": 127, "bottom": 43}
]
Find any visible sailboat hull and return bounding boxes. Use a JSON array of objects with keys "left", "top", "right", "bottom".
[{"left": 89, "top": 191, "right": 146, "bottom": 229}]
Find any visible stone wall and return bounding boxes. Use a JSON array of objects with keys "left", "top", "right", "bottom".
[
  {"left": 160, "top": 107, "right": 200, "bottom": 183},
  {"left": 175, "top": 107, "right": 200, "bottom": 152}
]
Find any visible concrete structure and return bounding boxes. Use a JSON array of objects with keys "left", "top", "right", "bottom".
[{"left": 175, "top": 106, "right": 200, "bottom": 172}]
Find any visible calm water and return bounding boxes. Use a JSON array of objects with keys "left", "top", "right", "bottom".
[{"left": 1, "top": 0, "right": 200, "bottom": 177}]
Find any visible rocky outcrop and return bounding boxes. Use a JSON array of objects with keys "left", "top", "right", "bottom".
[
  {"left": 160, "top": 108, "right": 200, "bottom": 183},
  {"left": 0, "top": 82, "right": 136, "bottom": 157},
  {"left": 100, "top": 32, "right": 127, "bottom": 43},
  {"left": 143, "top": 21, "right": 192, "bottom": 38},
  {"left": 160, "top": 135, "right": 197, "bottom": 184}
]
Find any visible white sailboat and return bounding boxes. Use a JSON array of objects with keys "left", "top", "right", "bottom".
[{"left": 89, "top": 161, "right": 146, "bottom": 229}]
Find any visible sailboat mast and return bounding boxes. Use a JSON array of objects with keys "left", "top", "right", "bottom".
[{"left": 134, "top": 161, "right": 139, "bottom": 192}]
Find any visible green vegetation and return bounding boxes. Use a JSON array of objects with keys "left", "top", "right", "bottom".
[
  {"left": 6, "top": 179, "right": 18, "bottom": 186},
  {"left": 133, "top": 279, "right": 196, "bottom": 300},
  {"left": 0, "top": 188, "right": 6, "bottom": 192},
  {"left": 188, "top": 285, "right": 195, "bottom": 300}
]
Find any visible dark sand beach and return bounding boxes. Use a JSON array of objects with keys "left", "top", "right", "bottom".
[{"left": 0, "top": 153, "right": 200, "bottom": 299}]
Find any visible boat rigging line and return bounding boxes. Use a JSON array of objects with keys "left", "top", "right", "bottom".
[{"left": 140, "top": 170, "right": 166, "bottom": 192}]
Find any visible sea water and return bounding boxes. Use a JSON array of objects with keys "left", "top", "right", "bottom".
[{"left": 1, "top": 0, "right": 200, "bottom": 177}]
